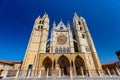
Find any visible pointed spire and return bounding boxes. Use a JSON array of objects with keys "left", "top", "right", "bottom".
[
  {"left": 53, "top": 20, "right": 56, "bottom": 29},
  {"left": 53, "top": 20, "right": 56, "bottom": 25},
  {"left": 45, "top": 12, "right": 47, "bottom": 15},
  {"left": 42, "top": 12, "right": 48, "bottom": 18},
  {"left": 67, "top": 21, "right": 70, "bottom": 27},
  {"left": 67, "top": 21, "right": 70, "bottom": 29},
  {"left": 60, "top": 18, "right": 63, "bottom": 23},
  {"left": 80, "top": 16, "right": 85, "bottom": 21},
  {"left": 35, "top": 15, "right": 40, "bottom": 23},
  {"left": 80, "top": 16, "right": 84, "bottom": 19},
  {"left": 59, "top": 18, "right": 64, "bottom": 26},
  {"left": 36, "top": 15, "right": 40, "bottom": 20},
  {"left": 74, "top": 12, "right": 79, "bottom": 19},
  {"left": 38, "top": 15, "right": 40, "bottom": 18}
]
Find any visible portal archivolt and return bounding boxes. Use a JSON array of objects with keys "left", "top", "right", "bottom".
[{"left": 57, "top": 55, "right": 70, "bottom": 76}]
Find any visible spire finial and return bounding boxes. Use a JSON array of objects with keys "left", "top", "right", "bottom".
[
  {"left": 67, "top": 21, "right": 70, "bottom": 29},
  {"left": 60, "top": 18, "right": 62, "bottom": 22},
  {"left": 38, "top": 15, "right": 40, "bottom": 18},
  {"left": 53, "top": 20, "right": 56, "bottom": 25},
  {"left": 74, "top": 12, "right": 79, "bottom": 19},
  {"left": 43, "top": 12, "right": 48, "bottom": 18},
  {"left": 67, "top": 21, "right": 70, "bottom": 27},
  {"left": 53, "top": 20, "right": 56, "bottom": 28},
  {"left": 53, "top": 20, "right": 56, "bottom": 24},
  {"left": 45, "top": 12, "right": 47, "bottom": 15}
]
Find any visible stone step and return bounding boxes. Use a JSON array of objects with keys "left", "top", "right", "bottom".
[{"left": 2, "top": 76, "right": 120, "bottom": 80}]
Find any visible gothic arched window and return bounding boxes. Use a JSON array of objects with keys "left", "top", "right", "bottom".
[
  {"left": 82, "top": 34, "right": 85, "bottom": 38},
  {"left": 67, "top": 47, "right": 70, "bottom": 53},
  {"left": 80, "top": 27, "right": 82, "bottom": 30},
  {"left": 41, "top": 26, "right": 43, "bottom": 29},
  {"left": 55, "top": 47, "right": 58, "bottom": 53},
  {"left": 60, "top": 27, "right": 63, "bottom": 30},
  {"left": 59, "top": 47, "right": 62, "bottom": 53},
  {"left": 78, "top": 21, "right": 81, "bottom": 25},
  {"left": 42, "top": 21, "right": 44, "bottom": 24},
  {"left": 38, "top": 26, "right": 40, "bottom": 30},
  {"left": 63, "top": 47, "right": 66, "bottom": 53},
  {"left": 39, "top": 21, "right": 41, "bottom": 24}
]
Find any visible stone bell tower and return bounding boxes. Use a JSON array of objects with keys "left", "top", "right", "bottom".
[
  {"left": 72, "top": 12, "right": 102, "bottom": 73},
  {"left": 21, "top": 13, "right": 49, "bottom": 71}
]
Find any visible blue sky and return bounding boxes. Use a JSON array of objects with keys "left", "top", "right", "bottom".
[{"left": 0, "top": 0, "right": 120, "bottom": 64}]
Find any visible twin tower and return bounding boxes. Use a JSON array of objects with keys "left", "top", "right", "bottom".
[{"left": 21, "top": 12, "right": 102, "bottom": 77}]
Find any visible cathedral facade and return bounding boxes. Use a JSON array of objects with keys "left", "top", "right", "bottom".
[{"left": 20, "top": 13, "right": 102, "bottom": 77}]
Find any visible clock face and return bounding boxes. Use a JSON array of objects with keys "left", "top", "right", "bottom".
[{"left": 57, "top": 35, "right": 67, "bottom": 45}]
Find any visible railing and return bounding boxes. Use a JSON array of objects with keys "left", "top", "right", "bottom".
[{"left": 0, "top": 68, "right": 120, "bottom": 79}]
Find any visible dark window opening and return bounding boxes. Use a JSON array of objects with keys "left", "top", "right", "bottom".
[
  {"left": 41, "top": 26, "right": 43, "bottom": 29},
  {"left": 71, "top": 60, "right": 73, "bottom": 67},
  {"left": 67, "top": 47, "right": 70, "bottom": 53},
  {"left": 74, "top": 42, "right": 79, "bottom": 52},
  {"left": 60, "top": 27, "right": 63, "bottom": 30},
  {"left": 82, "top": 34, "right": 85, "bottom": 38},
  {"left": 63, "top": 47, "right": 66, "bottom": 53},
  {"left": 78, "top": 21, "right": 81, "bottom": 25},
  {"left": 80, "top": 27, "right": 82, "bottom": 30},
  {"left": 55, "top": 47, "right": 58, "bottom": 53},
  {"left": 39, "top": 21, "right": 41, "bottom": 24},
  {"left": 42, "top": 21, "right": 44, "bottom": 24},
  {"left": 59, "top": 47, "right": 62, "bottom": 53},
  {"left": 54, "top": 59, "right": 56, "bottom": 68},
  {"left": 38, "top": 26, "right": 40, "bottom": 29}
]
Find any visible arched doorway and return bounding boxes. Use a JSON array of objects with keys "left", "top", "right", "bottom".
[
  {"left": 57, "top": 55, "right": 70, "bottom": 76},
  {"left": 75, "top": 55, "right": 86, "bottom": 76},
  {"left": 43, "top": 57, "right": 52, "bottom": 76}
]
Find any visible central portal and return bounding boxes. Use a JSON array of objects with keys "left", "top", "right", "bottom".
[{"left": 57, "top": 55, "right": 70, "bottom": 76}]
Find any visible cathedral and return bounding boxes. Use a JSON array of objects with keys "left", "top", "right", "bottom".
[{"left": 20, "top": 12, "right": 102, "bottom": 77}]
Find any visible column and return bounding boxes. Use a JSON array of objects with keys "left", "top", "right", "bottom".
[
  {"left": 62, "top": 68, "right": 64, "bottom": 77},
  {"left": 70, "top": 66, "right": 73, "bottom": 77},
  {"left": 73, "top": 62, "right": 76, "bottom": 76},
  {"left": 56, "top": 64, "right": 59, "bottom": 77},
  {"left": 46, "top": 68, "right": 49, "bottom": 78},
  {"left": 88, "top": 70, "right": 92, "bottom": 77},
  {"left": 59, "top": 67, "right": 61, "bottom": 77},
  {"left": 27, "top": 70, "right": 31, "bottom": 77},
  {"left": 80, "top": 67, "right": 84, "bottom": 77},
  {"left": 106, "top": 68, "right": 112, "bottom": 77},
  {"left": 115, "top": 67, "right": 120, "bottom": 76},
  {"left": 112, "top": 69, "right": 116, "bottom": 75},
  {"left": 2, "top": 70, "right": 8, "bottom": 78},
  {"left": 38, "top": 70, "right": 41, "bottom": 77},
  {"left": 16, "top": 69, "right": 20, "bottom": 78},
  {"left": 52, "top": 61, "right": 54, "bottom": 76},
  {"left": 97, "top": 69, "right": 101, "bottom": 77}
]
